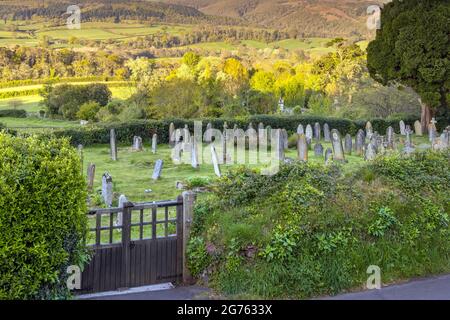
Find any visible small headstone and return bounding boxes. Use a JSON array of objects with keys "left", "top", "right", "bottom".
[
  {"left": 169, "top": 123, "right": 175, "bottom": 147},
  {"left": 314, "top": 122, "right": 321, "bottom": 141},
  {"left": 414, "top": 121, "right": 422, "bottom": 136},
  {"left": 331, "top": 129, "right": 345, "bottom": 162},
  {"left": 152, "top": 160, "right": 163, "bottom": 180},
  {"left": 151, "top": 134, "right": 157, "bottom": 154},
  {"left": 297, "top": 134, "right": 308, "bottom": 162},
  {"left": 210, "top": 145, "right": 221, "bottom": 177},
  {"left": 132, "top": 136, "right": 143, "bottom": 151},
  {"left": 323, "top": 123, "right": 331, "bottom": 142},
  {"left": 324, "top": 148, "right": 333, "bottom": 164},
  {"left": 87, "top": 163, "right": 95, "bottom": 192},
  {"left": 399, "top": 120, "right": 406, "bottom": 135},
  {"left": 355, "top": 130, "right": 365, "bottom": 156},
  {"left": 297, "top": 124, "right": 304, "bottom": 135},
  {"left": 344, "top": 134, "right": 352, "bottom": 155},
  {"left": 314, "top": 143, "right": 324, "bottom": 157},
  {"left": 110, "top": 129, "right": 117, "bottom": 161},
  {"left": 305, "top": 125, "right": 313, "bottom": 145},
  {"left": 101, "top": 173, "right": 113, "bottom": 207},
  {"left": 364, "top": 143, "right": 377, "bottom": 161}
]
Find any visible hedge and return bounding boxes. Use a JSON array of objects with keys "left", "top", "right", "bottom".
[
  {"left": 0, "top": 133, "right": 89, "bottom": 299},
  {"left": 49, "top": 115, "right": 424, "bottom": 146},
  {"left": 0, "top": 109, "right": 27, "bottom": 118}
]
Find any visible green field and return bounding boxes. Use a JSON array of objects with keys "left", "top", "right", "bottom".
[{"left": 0, "top": 116, "right": 80, "bottom": 129}]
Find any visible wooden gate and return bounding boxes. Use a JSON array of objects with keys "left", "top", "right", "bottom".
[{"left": 77, "top": 196, "right": 184, "bottom": 294}]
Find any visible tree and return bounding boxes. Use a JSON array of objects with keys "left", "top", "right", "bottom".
[{"left": 367, "top": 0, "right": 449, "bottom": 131}]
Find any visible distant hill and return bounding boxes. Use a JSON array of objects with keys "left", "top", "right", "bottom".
[{"left": 159, "top": 0, "right": 387, "bottom": 37}]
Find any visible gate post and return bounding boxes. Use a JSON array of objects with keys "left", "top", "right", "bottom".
[
  {"left": 121, "top": 201, "right": 133, "bottom": 289},
  {"left": 182, "top": 191, "right": 196, "bottom": 284}
]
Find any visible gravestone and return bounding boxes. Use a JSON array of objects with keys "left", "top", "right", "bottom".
[
  {"left": 282, "top": 129, "right": 289, "bottom": 150},
  {"left": 414, "top": 121, "right": 422, "bottom": 136},
  {"left": 87, "top": 163, "right": 95, "bottom": 192},
  {"left": 191, "top": 141, "right": 199, "bottom": 168},
  {"left": 297, "top": 134, "right": 308, "bottom": 162},
  {"left": 205, "top": 123, "right": 212, "bottom": 143},
  {"left": 258, "top": 123, "right": 265, "bottom": 146},
  {"left": 428, "top": 118, "right": 438, "bottom": 142},
  {"left": 210, "top": 145, "right": 221, "bottom": 177},
  {"left": 330, "top": 129, "right": 345, "bottom": 162},
  {"left": 77, "top": 144, "right": 84, "bottom": 174},
  {"left": 223, "top": 122, "right": 228, "bottom": 130},
  {"left": 110, "top": 129, "right": 117, "bottom": 161},
  {"left": 305, "top": 125, "right": 313, "bottom": 145},
  {"left": 366, "top": 121, "right": 373, "bottom": 140},
  {"left": 297, "top": 124, "right": 304, "bottom": 135},
  {"left": 364, "top": 143, "right": 377, "bottom": 161},
  {"left": 169, "top": 122, "right": 175, "bottom": 147},
  {"left": 132, "top": 136, "right": 143, "bottom": 151},
  {"left": 324, "top": 148, "right": 333, "bottom": 164},
  {"left": 116, "top": 194, "right": 128, "bottom": 227},
  {"left": 399, "top": 120, "right": 406, "bottom": 135},
  {"left": 151, "top": 134, "right": 157, "bottom": 154},
  {"left": 152, "top": 160, "right": 163, "bottom": 180},
  {"left": 403, "top": 127, "right": 415, "bottom": 155},
  {"left": 314, "top": 122, "right": 321, "bottom": 142},
  {"left": 344, "top": 134, "right": 352, "bottom": 155},
  {"left": 386, "top": 126, "right": 395, "bottom": 149},
  {"left": 274, "top": 130, "right": 285, "bottom": 162},
  {"left": 183, "top": 125, "right": 191, "bottom": 144},
  {"left": 314, "top": 143, "right": 324, "bottom": 157},
  {"left": 355, "top": 130, "right": 365, "bottom": 156},
  {"left": 323, "top": 123, "right": 331, "bottom": 142},
  {"left": 101, "top": 173, "right": 113, "bottom": 207}
]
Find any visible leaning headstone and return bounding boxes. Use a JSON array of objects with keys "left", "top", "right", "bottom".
[
  {"left": 169, "top": 122, "right": 175, "bottom": 147},
  {"left": 314, "top": 143, "right": 324, "bottom": 157},
  {"left": 355, "top": 130, "right": 365, "bottom": 156},
  {"left": 324, "top": 148, "right": 333, "bottom": 164},
  {"left": 116, "top": 194, "right": 128, "bottom": 227},
  {"left": 151, "top": 134, "right": 157, "bottom": 154},
  {"left": 297, "top": 134, "right": 308, "bottom": 162},
  {"left": 344, "top": 134, "right": 352, "bottom": 155},
  {"left": 414, "top": 121, "right": 422, "bottom": 136},
  {"left": 305, "top": 125, "right": 313, "bottom": 145},
  {"left": 314, "top": 122, "right": 321, "bottom": 142},
  {"left": 330, "top": 129, "right": 345, "bottom": 162},
  {"left": 132, "top": 136, "right": 143, "bottom": 151},
  {"left": 110, "top": 129, "right": 117, "bottom": 161},
  {"left": 210, "top": 145, "right": 221, "bottom": 177},
  {"left": 297, "top": 124, "right": 304, "bottom": 135},
  {"left": 152, "top": 160, "right": 163, "bottom": 180},
  {"left": 364, "top": 143, "right": 377, "bottom": 161},
  {"left": 323, "top": 123, "right": 331, "bottom": 142},
  {"left": 399, "top": 120, "right": 406, "bottom": 135},
  {"left": 87, "top": 163, "right": 95, "bottom": 192},
  {"left": 101, "top": 173, "right": 113, "bottom": 207}
]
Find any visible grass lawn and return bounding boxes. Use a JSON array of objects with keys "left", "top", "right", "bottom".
[
  {"left": 0, "top": 117, "right": 80, "bottom": 130},
  {"left": 0, "top": 95, "right": 43, "bottom": 112}
]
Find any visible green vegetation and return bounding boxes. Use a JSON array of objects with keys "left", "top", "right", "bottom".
[
  {"left": 0, "top": 133, "right": 89, "bottom": 299},
  {"left": 188, "top": 150, "right": 450, "bottom": 299}
]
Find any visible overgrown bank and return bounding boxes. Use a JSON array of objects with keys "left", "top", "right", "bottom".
[{"left": 188, "top": 150, "right": 450, "bottom": 299}]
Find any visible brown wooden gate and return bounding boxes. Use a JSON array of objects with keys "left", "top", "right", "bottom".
[{"left": 77, "top": 196, "right": 183, "bottom": 294}]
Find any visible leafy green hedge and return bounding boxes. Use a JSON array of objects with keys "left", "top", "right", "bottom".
[
  {"left": 0, "top": 109, "right": 27, "bottom": 118},
  {"left": 188, "top": 150, "right": 450, "bottom": 299},
  {"left": 50, "top": 115, "right": 423, "bottom": 146},
  {"left": 0, "top": 133, "right": 89, "bottom": 300}
]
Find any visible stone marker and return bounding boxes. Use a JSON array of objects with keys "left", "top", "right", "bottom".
[
  {"left": 205, "top": 123, "right": 212, "bottom": 143},
  {"left": 210, "top": 145, "right": 221, "bottom": 177},
  {"left": 323, "top": 123, "right": 331, "bottom": 142},
  {"left": 344, "top": 134, "right": 352, "bottom": 155},
  {"left": 110, "top": 129, "right": 117, "bottom": 161},
  {"left": 428, "top": 118, "right": 438, "bottom": 142},
  {"left": 191, "top": 141, "right": 199, "bottom": 168},
  {"left": 297, "top": 124, "right": 304, "bottom": 135},
  {"left": 101, "top": 173, "right": 113, "bottom": 207},
  {"left": 414, "top": 120, "right": 422, "bottom": 136},
  {"left": 282, "top": 129, "right": 289, "bottom": 150},
  {"left": 152, "top": 159, "right": 163, "bottom": 180},
  {"left": 169, "top": 122, "right": 175, "bottom": 147},
  {"left": 297, "top": 134, "right": 308, "bottom": 162},
  {"left": 273, "top": 129, "right": 285, "bottom": 162},
  {"left": 324, "top": 148, "right": 333, "bottom": 164},
  {"left": 132, "top": 136, "right": 143, "bottom": 151},
  {"left": 399, "top": 120, "right": 406, "bottom": 135},
  {"left": 386, "top": 126, "right": 395, "bottom": 149},
  {"left": 151, "top": 134, "right": 157, "bottom": 154},
  {"left": 305, "top": 125, "right": 313, "bottom": 145},
  {"left": 314, "top": 122, "right": 321, "bottom": 141},
  {"left": 314, "top": 143, "right": 324, "bottom": 157},
  {"left": 116, "top": 194, "right": 128, "bottom": 227},
  {"left": 87, "top": 163, "right": 95, "bottom": 192},
  {"left": 355, "top": 130, "right": 365, "bottom": 156},
  {"left": 366, "top": 121, "right": 373, "bottom": 140},
  {"left": 331, "top": 129, "right": 345, "bottom": 162},
  {"left": 365, "top": 143, "right": 377, "bottom": 161},
  {"left": 403, "top": 127, "right": 415, "bottom": 155},
  {"left": 77, "top": 144, "right": 84, "bottom": 174},
  {"left": 183, "top": 125, "right": 190, "bottom": 144}
]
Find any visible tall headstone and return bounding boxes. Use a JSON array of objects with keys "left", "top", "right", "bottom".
[
  {"left": 169, "top": 123, "right": 175, "bottom": 147},
  {"left": 366, "top": 121, "right": 373, "bottom": 140},
  {"left": 132, "top": 136, "right": 143, "bottom": 151},
  {"left": 403, "top": 127, "right": 415, "bottom": 155},
  {"left": 314, "top": 143, "right": 324, "bottom": 157},
  {"left": 364, "top": 143, "right": 377, "bottom": 161},
  {"left": 205, "top": 123, "right": 212, "bottom": 143},
  {"left": 355, "top": 130, "right": 365, "bottom": 156},
  {"left": 428, "top": 118, "right": 438, "bottom": 142},
  {"left": 297, "top": 124, "right": 304, "bottom": 135},
  {"left": 191, "top": 141, "right": 199, "bottom": 168},
  {"left": 77, "top": 144, "right": 84, "bottom": 174},
  {"left": 386, "top": 126, "right": 395, "bottom": 149},
  {"left": 324, "top": 148, "right": 333, "bottom": 164},
  {"left": 399, "top": 120, "right": 406, "bottom": 135},
  {"left": 151, "top": 134, "right": 157, "bottom": 154},
  {"left": 323, "top": 123, "right": 331, "bottom": 142},
  {"left": 116, "top": 194, "right": 128, "bottom": 227},
  {"left": 330, "top": 129, "right": 345, "bottom": 162},
  {"left": 297, "top": 134, "right": 308, "bottom": 162},
  {"left": 87, "top": 163, "right": 95, "bottom": 192},
  {"left": 282, "top": 129, "right": 289, "bottom": 150},
  {"left": 344, "top": 134, "right": 352, "bottom": 155},
  {"left": 110, "top": 129, "right": 117, "bottom": 161},
  {"left": 152, "top": 160, "right": 163, "bottom": 180},
  {"left": 414, "top": 121, "right": 422, "bottom": 136},
  {"left": 210, "top": 145, "right": 221, "bottom": 177},
  {"left": 183, "top": 124, "right": 191, "bottom": 144},
  {"left": 314, "top": 122, "right": 321, "bottom": 142},
  {"left": 101, "top": 173, "right": 113, "bottom": 207}
]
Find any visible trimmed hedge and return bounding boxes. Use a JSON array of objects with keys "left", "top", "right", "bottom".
[
  {"left": 49, "top": 115, "right": 424, "bottom": 146},
  {"left": 0, "top": 133, "right": 89, "bottom": 299},
  {"left": 0, "top": 109, "right": 27, "bottom": 118}
]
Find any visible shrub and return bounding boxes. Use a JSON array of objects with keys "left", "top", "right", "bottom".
[
  {"left": 0, "top": 133, "right": 89, "bottom": 299},
  {"left": 76, "top": 101, "right": 101, "bottom": 121},
  {"left": 0, "top": 109, "right": 27, "bottom": 118}
]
